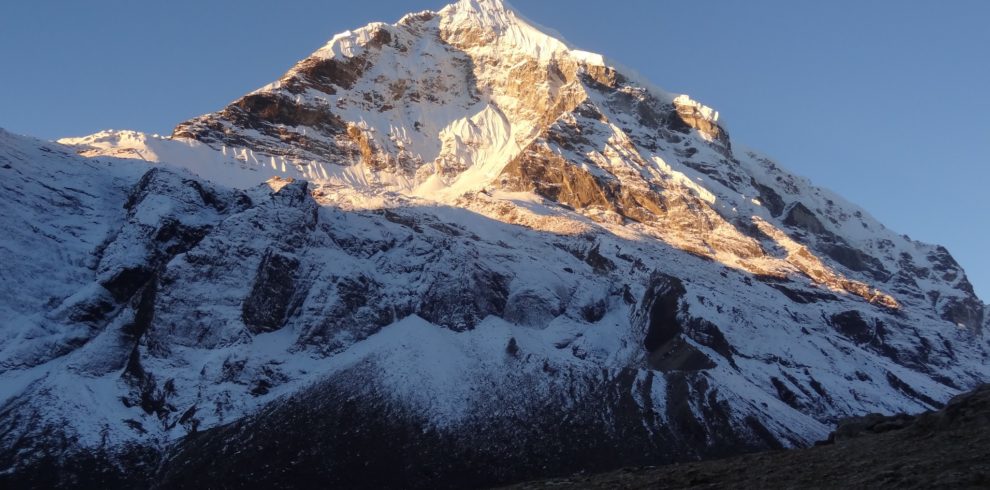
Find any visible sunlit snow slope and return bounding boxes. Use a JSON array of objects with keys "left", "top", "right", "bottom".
[{"left": 3, "top": 0, "right": 987, "bottom": 487}]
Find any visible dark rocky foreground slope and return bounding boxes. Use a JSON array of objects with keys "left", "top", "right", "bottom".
[{"left": 507, "top": 385, "right": 990, "bottom": 489}]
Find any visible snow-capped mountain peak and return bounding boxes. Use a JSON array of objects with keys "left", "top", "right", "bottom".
[
  {"left": 440, "top": 0, "right": 572, "bottom": 56},
  {"left": 5, "top": 1, "right": 987, "bottom": 487},
  {"left": 443, "top": 0, "right": 525, "bottom": 30},
  {"left": 61, "top": 1, "right": 981, "bottom": 317}
]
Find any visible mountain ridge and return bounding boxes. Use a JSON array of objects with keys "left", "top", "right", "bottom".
[{"left": 1, "top": 0, "right": 987, "bottom": 487}]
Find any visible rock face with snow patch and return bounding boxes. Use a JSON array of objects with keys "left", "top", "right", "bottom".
[{"left": 1, "top": 0, "right": 988, "bottom": 487}]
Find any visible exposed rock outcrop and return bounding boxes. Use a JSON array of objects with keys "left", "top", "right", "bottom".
[{"left": 242, "top": 251, "right": 301, "bottom": 333}]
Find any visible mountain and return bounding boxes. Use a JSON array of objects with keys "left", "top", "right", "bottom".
[
  {"left": 506, "top": 384, "right": 990, "bottom": 489},
  {"left": 1, "top": 0, "right": 987, "bottom": 487}
]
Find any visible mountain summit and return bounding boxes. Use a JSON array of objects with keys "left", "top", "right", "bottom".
[{"left": 3, "top": 1, "right": 987, "bottom": 487}]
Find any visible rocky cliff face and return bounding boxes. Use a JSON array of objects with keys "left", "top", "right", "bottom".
[{"left": 2, "top": 0, "right": 988, "bottom": 487}]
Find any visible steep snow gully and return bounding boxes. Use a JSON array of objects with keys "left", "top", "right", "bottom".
[{"left": 1, "top": 0, "right": 987, "bottom": 487}]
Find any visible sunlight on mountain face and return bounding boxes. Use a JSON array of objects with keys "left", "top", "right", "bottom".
[
  {"left": 3, "top": 0, "right": 985, "bottom": 487},
  {"left": 265, "top": 176, "right": 297, "bottom": 193},
  {"left": 61, "top": 0, "right": 901, "bottom": 307}
]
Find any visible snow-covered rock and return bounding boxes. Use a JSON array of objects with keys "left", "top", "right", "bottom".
[{"left": 2, "top": 0, "right": 987, "bottom": 487}]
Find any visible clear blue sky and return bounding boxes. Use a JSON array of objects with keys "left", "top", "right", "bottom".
[{"left": 1, "top": 1, "right": 987, "bottom": 300}]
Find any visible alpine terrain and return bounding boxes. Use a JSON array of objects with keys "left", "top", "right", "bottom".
[{"left": 1, "top": 0, "right": 987, "bottom": 487}]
